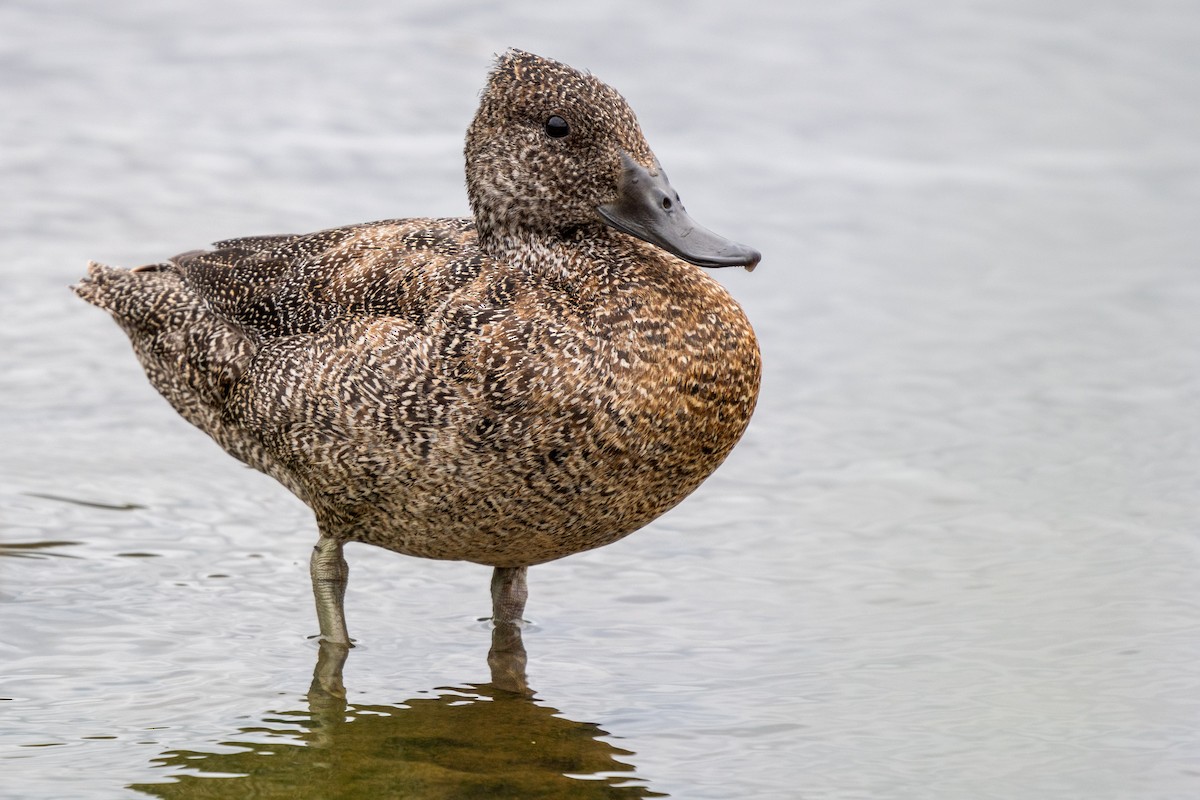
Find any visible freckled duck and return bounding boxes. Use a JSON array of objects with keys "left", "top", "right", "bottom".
[{"left": 74, "top": 49, "right": 761, "bottom": 645}]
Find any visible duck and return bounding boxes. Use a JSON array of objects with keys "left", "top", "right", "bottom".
[{"left": 74, "top": 49, "right": 761, "bottom": 646}]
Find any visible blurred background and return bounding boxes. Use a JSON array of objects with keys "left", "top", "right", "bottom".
[{"left": 2, "top": 1, "right": 1199, "bottom": 798}]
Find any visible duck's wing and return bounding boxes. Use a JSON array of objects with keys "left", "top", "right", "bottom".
[
  {"left": 74, "top": 218, "right": 481, "bottom": 499},
  {"left": 170, "top": 218, "right": 477, "bottom": 339}
]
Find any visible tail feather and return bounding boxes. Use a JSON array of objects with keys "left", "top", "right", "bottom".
[
  {"left": 74, "top": 261, "right": 181, "bottom": 333},
  {"left": 71, "top": 260, "right": 121, "bottom": 308},
  {"left": 72, "top": 260, "right": 306, "bottom": 501},
  {"left": 72, "top": 259, "right": 255, "bottom": 414}
]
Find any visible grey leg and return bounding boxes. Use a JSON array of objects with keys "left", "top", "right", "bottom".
[
  {"left": 310, "top": 536, "right": 351, "bottom": 646},
  {"left": 490, "top": 566, "right": 528, "bottom": 624}
]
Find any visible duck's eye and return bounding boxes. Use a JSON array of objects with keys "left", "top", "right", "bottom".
[{"left": 544, "top": 115, "right": 570, "bottom": 139}]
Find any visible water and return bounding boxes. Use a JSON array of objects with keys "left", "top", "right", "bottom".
[{"left": 4, "top": 1, "right": 1200, "bottom": 797}]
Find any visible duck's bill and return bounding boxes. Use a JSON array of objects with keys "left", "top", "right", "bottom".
[{"left": 598, "top": 151, "right": 761, "bottom": 272}]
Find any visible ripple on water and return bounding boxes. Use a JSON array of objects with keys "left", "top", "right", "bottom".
[{"left": 6, "top": 1, "right": 1200, "bottom": 798}]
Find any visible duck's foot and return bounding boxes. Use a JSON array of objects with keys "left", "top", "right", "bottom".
[
  {"left": 310, "top": 535, "right": 352, "bottom": 647},
  {"left": 490, "top": 566, "right": 528, "bottom": 625}
]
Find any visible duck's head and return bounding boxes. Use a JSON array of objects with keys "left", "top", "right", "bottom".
[{"left": 465, "top": 49, "right": 760, "bottom": 271}]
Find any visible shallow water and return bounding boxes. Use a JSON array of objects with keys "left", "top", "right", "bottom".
[{"left": 4, "top": 1, "right": 1200, "bottom": 798}]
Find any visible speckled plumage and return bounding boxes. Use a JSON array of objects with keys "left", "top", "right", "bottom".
[{"left": 75, "top": 50, "right": 761, "bottom": 632}]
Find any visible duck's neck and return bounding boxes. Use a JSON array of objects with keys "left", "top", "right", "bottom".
[{"left": 476, "top": 222, "right": 650, "bottom": 289}]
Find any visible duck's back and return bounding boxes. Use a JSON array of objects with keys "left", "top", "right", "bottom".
[
  {"left": 77, "top": 217, "right": 760, "bottom": 567},
  {"left": 171, "top": 218, "right": 477, "bottom": 336}
]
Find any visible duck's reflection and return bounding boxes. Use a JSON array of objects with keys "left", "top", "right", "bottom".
[{"left": 129, "top": 625, "right": 664, "bottom": 799}]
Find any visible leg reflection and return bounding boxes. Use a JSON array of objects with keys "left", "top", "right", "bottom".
[
  {"left": 307, "top": 623, "right": 530, "bottom": 700},
  {"left": 139, "top": 626, "right": 661, "bottom": 798},
  {"left": 309, "top": 640, "right": 351, "bottom": 702},
  {"left": 487, "top": 621, "right": 530, "bottom": 696}
]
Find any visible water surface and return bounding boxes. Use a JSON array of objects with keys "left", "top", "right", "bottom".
[{"left": 3, "top": 1, "right": 1200, "bottom": 798}]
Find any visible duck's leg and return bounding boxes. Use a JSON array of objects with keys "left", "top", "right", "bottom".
[
  {"left": 490, "top": 566, "right": 528, "bottom": 624},
  {"left": 310, "top": 535, "right": 352, "bottom": 646}
]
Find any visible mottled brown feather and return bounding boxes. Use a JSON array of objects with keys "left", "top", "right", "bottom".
[{"left": 74, "top": 49, "right": 761, "bottom": 570}]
